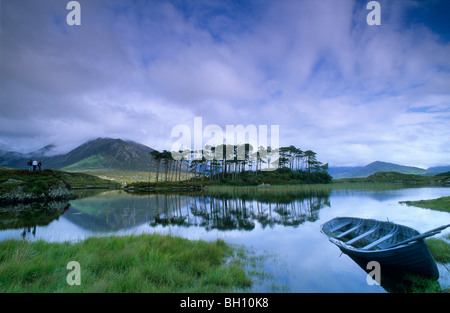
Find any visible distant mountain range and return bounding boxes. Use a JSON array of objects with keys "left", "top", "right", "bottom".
[
  {"left": 0, "top": 138, "right": 155, "bottom": 171},
  {"left": 1, "top": 139, "right": 449, "bottom": 178},
  {"left": 329, "top": 161, "right": 450, "bottom": 179}
]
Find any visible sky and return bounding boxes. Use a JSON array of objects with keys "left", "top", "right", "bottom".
[{"left": 1, "top": 0, "right": 449, "bottom": 168}]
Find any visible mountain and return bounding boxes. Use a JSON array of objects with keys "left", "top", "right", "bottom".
[
  {"left": 427, "top": 165, "right": 450, "bottom": 173},
  {"left": 0, "top": 138, "right": 155, "bottom": 171},
  {"left": 327, "top": 166, "right": 362, "bottom": 177},
  {"left": 0, "top": 150, "right": 27, "bottom": 168},
  {"left": 331, "top": 161, "right": 434, "bottom": 179},
  {"left": 0, "top": 145, "right": 57, "bottom": 168}
]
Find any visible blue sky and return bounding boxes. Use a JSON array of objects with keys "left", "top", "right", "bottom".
[{"left": 1, "top": 0, "right": 449, "bottom": 168}]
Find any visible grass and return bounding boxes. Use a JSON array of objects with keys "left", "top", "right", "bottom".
[
  {"left": 0, "top": 167, "right": 66, "bottom": 196},
  {"left": 377, "top": 236, "right": 450, "bottom": 293},
  {"left": 400, "top": 196, "right": 450, "bottom": 213},
  {"left": 397, "top": 196, "right": 450, "bottom": 292},
  {"left": 52, "top": 170, "right": 120, "bottom": 189},
  {"left": 205, "top": 181, "right": 408, "bottom": 196},
  {"left": 427, "top": 235, "right": 450, "bottom": 263},
  {"left": 62, "top": 155, "right": 109, "bottom": 170},
  {"left": 61, "top": 169, "right": 449, "bottom": 193},
  {"left": 0, "top": 234, "right": 251, "bottom": 293},
  {"left": 124, "top": 180, "right": 404, "bottom": 195},
  {"left": 381, "top": 269, "right": 443, "bottom": 293},
  {"left": 65, "top": 168, "right": 192, "bottom": 185},
  {"left": 0, "top": 167, "right": 119, "bottom": 195},
  {"left": 335, "top": 171, "right": 450, "bottom": 185}
]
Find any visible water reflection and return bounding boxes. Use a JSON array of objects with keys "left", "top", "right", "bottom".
[
  {"left": 1, "top": 187, "right": 449, "bottom": 293},
  {"left": 0, "top": 201, "right": 70, "bottom": 239},
  {"left": 62, "top": 191, "right": 331, "bottom": 232},
  {"left": 162, "top": 194, "right": 331, "bottom": 231}
]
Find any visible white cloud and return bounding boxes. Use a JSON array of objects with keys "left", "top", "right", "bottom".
[{"left": 1, "top": 0, "right": 449, "bottom": 168}]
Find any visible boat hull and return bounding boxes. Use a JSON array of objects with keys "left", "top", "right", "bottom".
[
  {"left": 322, "top": 217, "right": 440, "bottom": 279},
  {"left": 333, "top": 238, "right": 439, "bottom": 279}
]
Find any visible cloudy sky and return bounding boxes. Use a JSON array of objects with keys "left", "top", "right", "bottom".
[{"left": 1, "top": 0, "right": 449, "bottom": 167}]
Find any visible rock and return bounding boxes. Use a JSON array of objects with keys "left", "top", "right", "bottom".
[
  {"left": 0, "top": 180, "right": 75, "bottom": 203},
  {"left": 48, "top": 183, "right": 72, "bottom": 199},
  {"left": 2, "top": 178, "right": 23, "bottom": 184}
]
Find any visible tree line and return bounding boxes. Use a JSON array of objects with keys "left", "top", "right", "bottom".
[{"left": 148, "top": 144, "right": 330, "bottom": 184}]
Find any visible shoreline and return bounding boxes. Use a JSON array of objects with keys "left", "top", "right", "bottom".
[{"left": 1, "top": 167, "right": 449, "bottom": 203}]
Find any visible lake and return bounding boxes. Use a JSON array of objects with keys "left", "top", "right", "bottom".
[{"left": 1, "top": 186, "right": 449, "bottom": 292}]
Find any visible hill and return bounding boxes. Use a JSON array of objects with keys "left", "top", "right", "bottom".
[
  {"left": 331, "top": 161, "right": 434, "bottom": 179},
  {"left": 335, "top": 171, "right": 450, "bottom": 186},
  {"left": 50, "top": 138, "right": 154, "bottom": 171},
  {"left": 0, "top": 138, "right": 155, "bottom": 172},
  {"left": 427, "top": 166, "right": 450, "bottom": 173},
  {"left": 327, "top": 166, "right": 362, "bottom": 177}
]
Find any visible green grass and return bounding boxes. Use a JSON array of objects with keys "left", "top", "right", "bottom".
[
  {"left": 400, "top": 196, "right": 450, "bottom": 213},
  {"left": 0, "top": 167, "right": 119, "bottom": 194},
  {"left": 427, "top": 235, "right": 450, "bottom": 263},
  {"left": 379, "top": 237, "right": 450, "bottom": 293},
  {"left": 65, "top": 169, "right": 193, "bottom": 185},
  {"left": 335, "top": 171, "right": 450, "bottom": 185},
  {"left": 62, "top": 154, "right": 109, "bottom": 170},
  {"left": 0, "top": 234, "right": 251, "bottom": 293},
  {"left": 205, "top": 181, "right": 407, "bottom": 197},
  {"left": 396, "top": 196, "right": 450, "bottom": 292},
  {"left": 0, "top": 167, "right": 65, "bottom": 196},
  {"left": 359, "top": 237, "right": 449, "bottom": 293},
  {"left": 382, "top": 270, "right": 442, "bottom": 293}
]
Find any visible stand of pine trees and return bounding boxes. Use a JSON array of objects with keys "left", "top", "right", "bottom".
[{"left": 148, "top": 144, "right": 331, "bottom": 185}]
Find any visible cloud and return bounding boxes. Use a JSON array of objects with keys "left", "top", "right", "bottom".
[{"left": 0, "top": 0, "right": 449, "bottom": 168}]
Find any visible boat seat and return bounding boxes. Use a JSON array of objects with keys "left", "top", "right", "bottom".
[
  {"left": 345, "top": 221, "right": 381, "bottom": 245},
  {"left": 362, "top": 226, "right": 400, "bottom": 250},
  {"left": 336, "top": 220, "right": 365, "bottom": 239},
  {"left": 328, "top": 221, "right": 352, "bottom": 233}
]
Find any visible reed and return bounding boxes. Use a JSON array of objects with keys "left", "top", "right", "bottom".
[
  {"left": 206, "top": 181, "right": 401, "bottom": 196},
  {"left": 427, "top": 235, "right": 450, "bottom": 263},
  {"left": 400, "top": 196, "right": 450, "bottom": 213},
  {"left": 0, "top": 234, "right": 251, "bottom": 293}
]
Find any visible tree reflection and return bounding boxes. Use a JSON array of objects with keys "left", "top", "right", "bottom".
[
  {"left": 64, "top": 190, "right": 330, "bottom": 233},
  {"left": 150, "top": 191, "right": 331, "bottom": 231}
]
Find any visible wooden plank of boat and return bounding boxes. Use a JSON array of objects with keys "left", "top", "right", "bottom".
[
  {"left": 345, "top": 221, "right": 381, "bottom": 245},
  {"left": 335, "top": 219, "right": 364, "bottom": 239},
  {"left": 320, "top": 217, "right": 450, "bottom": 279},
  {"left": 328, "top": 220, "right": 352, "bottom": 233},
  {"left": 362, "top": 224, "right": 399, "bottom": 250}
]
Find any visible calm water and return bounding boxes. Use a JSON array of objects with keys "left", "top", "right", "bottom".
[{"left": 1, "top": 187, "right": 449, "bottom": 292}]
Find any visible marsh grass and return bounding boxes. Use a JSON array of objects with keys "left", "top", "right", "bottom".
[
  {"left": 66, "top": 169, "right": 191, "bottom": 184},
  {"left": 400, "top": 196, "right": 450, "bottom": 213},
  {"left": 383, "top": 270, "right": 442, "bottom": 293},
  {"left": 206, "top": 181, "right": 402, "bottom": 198},
  {"left": 383, "top": 236, "right": 450, "bottom": 293},
  {"left": 427, "top": 235, "right": 450, "bottom": 263},
  {"left": 0, "top": 234, "right": 251, "bottom": 293}
]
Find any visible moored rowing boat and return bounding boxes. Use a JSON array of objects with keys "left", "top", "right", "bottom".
[{"left": 321, "top": 217, "right": 450, "bottom": 279}]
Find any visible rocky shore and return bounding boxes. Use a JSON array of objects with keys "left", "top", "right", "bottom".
[
  {"left": 0, "top": 179, "right": 76, "bottom": 203},
  {"left": 0, "top": 167, "right": 117, "bottom": 205}
]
